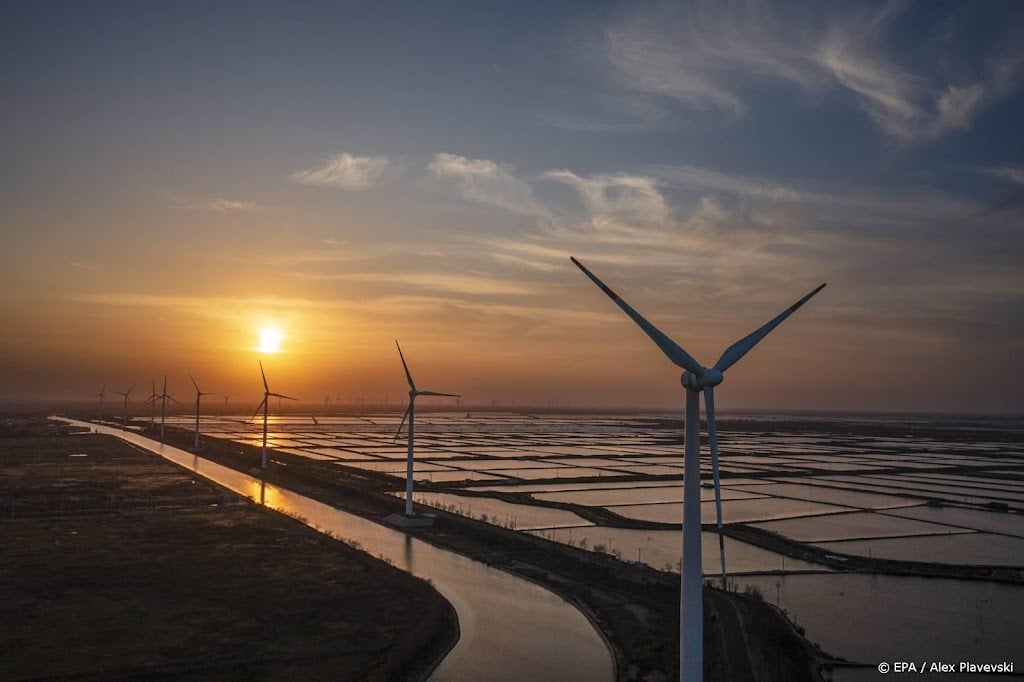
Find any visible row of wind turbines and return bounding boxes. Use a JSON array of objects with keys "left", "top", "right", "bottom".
[
  {"left": 89, "top": 257, "right": 823, "bottom": 682},
  {"left": 94, "top": 376, "right": 199, "bottom": 440},
  {"left": 92, "top": 344, "right": 460, "bottom": 498}
]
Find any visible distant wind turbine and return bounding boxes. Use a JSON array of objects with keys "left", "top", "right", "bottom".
[
  {"left": 252, "top": 361, "right": 296, "bottom": 470},
  {"left": 222, "top": 393, "right": 230, "bottom": 410},
  {"left": 190, "top": 374, "right": 212, "bottom": 449},
  {"left": 570, "top": 256, "right": 825, "bottom": 682},
  {"left": 156, "top": 375, "right": 179, "bottom": 438},
  {"left": 141, "top": 379, "right": 158, "bottom": 427},
  {"left": 115, "top": 385, "right": 135, "bottom": 426},
  {"left": 95, "top": 384, "right": 107, "bottom": 421},
  {"left": 393, "top": 341, "right": 460, "bottom": 517}
]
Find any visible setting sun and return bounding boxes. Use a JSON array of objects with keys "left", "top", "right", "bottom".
[{"left": 258, "top": 326, "right": 284, "bottom": 354}]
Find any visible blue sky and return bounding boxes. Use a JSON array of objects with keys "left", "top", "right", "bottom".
[{"left": 2, "top": 0, "right": 1022, "bottom": 411}]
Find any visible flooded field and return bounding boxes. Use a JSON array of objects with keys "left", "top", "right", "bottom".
[
  {"left": 739, "top": 573, "right": 1020, "bottom": 671},
  {"left": 155, "top": 410, "right": 1024, "bottom": 669}
]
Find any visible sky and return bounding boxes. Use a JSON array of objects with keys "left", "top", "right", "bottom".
[{"left": 1, "top": 0, "right": 1023, "bottom": 412}]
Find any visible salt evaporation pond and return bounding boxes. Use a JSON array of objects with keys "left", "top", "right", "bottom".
[
  {"left": 816, "top": 532, "right": 1024, "bottom": 565},
  {"left": 739, "top": 573, "right": 1021, "bottom": 675},
  {"left": 528, "top": 527, "right": 830, "bottom": 575},
  {"left": 148, "top": 410, "right": 1024, "bottom": 676}
]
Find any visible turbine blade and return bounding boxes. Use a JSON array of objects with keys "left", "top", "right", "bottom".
[
  {"left": 259, "top": 360, "right": 269, "bottom": 393},
  {"left": 705, "top": 386, "right": 727, "bottom": 588},
  {"left": 395, "top": 340, "right": 416, "bottom": 391},
  {"left": 189, "top": 373, "right": 200, "bottom": 393},
  {"left": 166, "top": 395, "right": 181, "bottom": 405},
  {"left": 417, "top": 390, "right": 460, "bottom": 398},
  {"left": 127, "top": 384, "right": 135, "bottom": 396},
  {"left": 394, "top": 404, "right": 412, "bottom": 442},
  {"left": 251, "top": 398, "right": 267, "bottom": 421},
  {"left": 162, "top": 375, "right": 167, "bottom": 394},
  {"left": 268, "top": 392, "right": 298, "bottom": 401},
  {"left": 570, "top": 257, "right": 704, "bottom": 375},
  {"left": 713, "top": 283, "right": 826, "bottom": 373}
]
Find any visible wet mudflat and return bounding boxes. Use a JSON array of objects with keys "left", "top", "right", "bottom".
[{"left": 0, "top": 419, "right": 454, "bottom": 680}]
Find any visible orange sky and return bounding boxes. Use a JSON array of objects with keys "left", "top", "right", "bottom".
[{"left": 2, "top": 2, "right": 1023, "bottom": 413}]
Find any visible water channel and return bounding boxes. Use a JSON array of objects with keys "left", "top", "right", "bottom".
[{"left": 59, "top": 419, "right": 615, "bottom": 682}]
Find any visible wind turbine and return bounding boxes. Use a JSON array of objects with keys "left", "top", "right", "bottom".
[
  {"left": 394, "top": 341, "right": 459, "bottom": 517},
  {"left": 95, "top": 384, "right": 107, "bottom": 421},
  {"left": 141, "top": 379, "right": 158, "bottom": 427},
  {"left": 253, "top": 360, "right": 296, "bottom": 470},
  {"left": 570, "top": 256, "right": 825, "bottom": 681},
  {"left": 156, "top": 375, "right": 179, "bottom": 438},
  {"left": 222, "top": 393, "right": 231, "bottom": 411},
  {"left": 115, "top": 385, "right": 135, "bottom": 426},
  {"left": 190, "top": 374, "right": 212, "bottom": 449}
]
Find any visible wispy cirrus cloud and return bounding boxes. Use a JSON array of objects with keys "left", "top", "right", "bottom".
[
  {"left": 293, "top": 270, "right": 543, "bottom": 297},
  {"left": 590, "top": 1, "right": 1023, "bottom": 141},
  {"left": 814, "top": 4, "right": 1022, "bottom": 141},
  {"left": 427, "top": 153, "right": 548, "bottom": 217},
  {"left": 601, "top": 1, "right": 824, "bottom": 115},
  {"left": 541, "top": 170, "right": 670, "bottom": 229},
  {"left": 291, "top": 153, "right": 391, "bottom": 190},
  {"left": 983, "top": 165, "right": 1024, "bottom": 185},
  {"left": 184, "top": 198, "right": 259, "bottom": 212}
]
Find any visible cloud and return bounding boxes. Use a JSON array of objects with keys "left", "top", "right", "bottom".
[
  {"left": 813, "top": 7, "right": 1021, "bottom": 142},
  {"left": 428, "top": 153, "right": 548, "bottom": 217},
  {"left": 542, "top": 169, "right": 670, "bottom": 228},
  {"left": 71, "top": 293, "right": 330, "bottom": 324},
  {"left": 601, "top": 1, "right": 824, "bottom": 116},
  {"left": 187, "top": 198, "right": 258, "bottom": 212},
  {"left": 590, "top": 1, "right": 1023, "bottom": 141},
  {"left": 291, "top": 153, "right": 390, "bottom": 190},
  {"left": 292, "top": 270, "right": 543, "bottom": 296},
  {"left": 983, "top": 166, "right": 1024, "bottom": 185},
  {"left": 647, "top": 164, "right": 804, "bottom": 202}
]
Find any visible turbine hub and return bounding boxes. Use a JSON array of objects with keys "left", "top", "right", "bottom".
[{"left": 681, "top": 368, "right": 723, "bottom": 391}]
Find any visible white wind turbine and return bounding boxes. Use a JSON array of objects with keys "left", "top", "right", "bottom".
[
  {"left": 571, "top": 256, "right": 825, "bottom": 681},
  {"left": 95, "top": 384, "right": 107, "bottom": 422},
  {"left": 115, "top": 385, "right": 135, "bottom": 427},
  {"left": 156, "top": 375, "right": 179, "bottom": 438},
  {"left": 253, "top": 361, "right": 296, "bottom": 470},
  {"left": 190, "top": 374, "right": 213, "bottom": 449},
  {"left": 394, "top": 341, "right": 460, "bottom": 517}
]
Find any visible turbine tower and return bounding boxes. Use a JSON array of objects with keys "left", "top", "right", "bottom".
[
  {"left": 253, "top": 361, "right": 296, "bottom": 470},
  {"left": 95, "top": 384, "right": 107, "bottom": 421},
  {"left": 142, "top": 379, "right": 158, "bottom": 427},
  {"left": 394, "top": 341, "right": 459, "bottom": 517},
  {"left": 570, "top": 256, "right": 825, "bottom": 681},
  {"left": 115, "top": 385, "right": 135, "bottom": 427},
  {"left": 190, "top": 373, "right": 212, "bottom": 449}
]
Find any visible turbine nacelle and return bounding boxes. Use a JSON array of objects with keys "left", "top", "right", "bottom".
[{"left": 682, "top": 367, "right": 723, "bottom": 391}]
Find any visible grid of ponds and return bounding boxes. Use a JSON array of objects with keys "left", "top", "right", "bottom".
[
  {"left": 171, "top": 411, "right": 1024, "bottom": 668},
  {"left": 168, "top": 411, "right": 1024, "bottom": 571}
]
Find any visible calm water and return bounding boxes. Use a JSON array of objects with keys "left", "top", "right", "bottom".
[
  {"left": 110, "top": 411, "right": 1024, "bottom": 674},
  {"left": 740, "top": 573, "right": 1021, "bottom": 678},
  {"left": 60, "top": 419, "right": 615, "bottom": 682}
]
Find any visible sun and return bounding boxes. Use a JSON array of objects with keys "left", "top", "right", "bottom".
[{"left": 258, "top": 326, "right": 284, "bottom": 354}]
